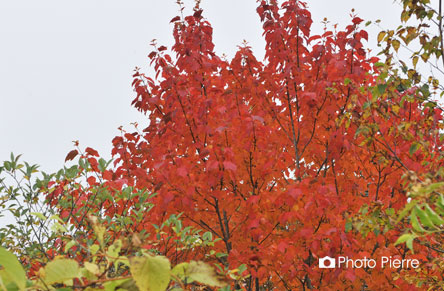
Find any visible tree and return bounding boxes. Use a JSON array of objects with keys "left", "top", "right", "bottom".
[
  {"left": 0, "top": 153, "right": 229, "bottom": 290},
  {"left": 104, "top": 0, "right": 443, "bottom": 289},
  {"left": 375, "top": 0, "right": 444, "bottom": 289},
  {"left": 2, "top": 0, "right": 444, "bottom": 290}
]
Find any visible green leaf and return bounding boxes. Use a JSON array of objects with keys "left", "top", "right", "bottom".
[
  {"left": 51, "top": 222, "right": 68, "bottom": 233},
  {"left": 396, "top": 200, "right": 417, "bottom": 224},
  {"left": 421, "top": 182, "right": 444, "bottom": 195},
  {"left": 90, "top": 244, "right": 100, "bottom": 255},
  {"left": 130, "top": 255, "right": 171, "bottom": 291},
  {"left": 414, "top": 205, "right": 435, "bottom": 229},
  {"left": 409, "top": 142, "right": 419, "bottom": 156},
  {"left": 420, "top": 83, "right": 430, "bottom": 97},
  {"left": 106, "top": 239, "right": 122, "bottom": 259},
  {"left": 42, "top": 259, "right": 80, "bottom": 285},
  {"left": 49, "top": 215, "right": 66, "bottom": 225},
  {"left": 104, "top": 279, "right": 133, "bottom": 291},
  {"left": 377, "top": 84, "right": 388, "bottom": 95},
  {"left": 0, "top": 247, "right": 26, "bottom": 291},
  {"left": 64, "top": 240, "right": 76, "bottom": 253},
  {"left": 394, "top": 233, "right": 416, "bottom": 252},
  {"left": 171, "top": 262, "right": 188, "bottom": 281},
  {"left": 238, "top": 264, "right": 247, "bottom": 274},
  {"left": 424, "top": 101, "right": 436, "bottom": 109},
  {"left": 345, "top": 222, "right": 352, "bottom": 233},
  {"left": 98, "top": 158, "right": 107, "bottom": 172},
  {"left": 410, "top": 210, "right": 426, "bottom": 233},
  {"left": 30, "top": 212, "right": 47, "bottom": 221},
  {"left": 386, "top": 208, "right": 395, "bottom": 216},
  {"left": 354, "top": 125, "right": 368, "bottom": 137},
  {"left": 437, "top": 194, "right": 444, "bottom": 211},
  {"left": 215, "top": 252, "right": 228, "bottom": 258},
  {"left": 394, "top": 233, "right": 413, "bottom": 245},
  {"left": 202, "top": 231, "right": 212, "bottom": 241},
  {"left": 406, "top": 237, "right": 414, "bottom": 252},
  {"left": 360, "top": 204, "right": 369, "bottom": 215},
  {"left": 423, "top": 204, "right": 444, "bottom": 226}
]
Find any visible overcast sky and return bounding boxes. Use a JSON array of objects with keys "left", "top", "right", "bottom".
[{"left": 0, "top": 0, "right": 401, "bottom": 173}]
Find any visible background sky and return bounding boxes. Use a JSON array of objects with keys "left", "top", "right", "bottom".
[{"left": 0, "top": 0, "right": 402, "bottom": 173}]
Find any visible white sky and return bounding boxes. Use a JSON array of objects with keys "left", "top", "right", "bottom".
[{"left": 0, "top": 0, "right": 402, "bottom": 173}]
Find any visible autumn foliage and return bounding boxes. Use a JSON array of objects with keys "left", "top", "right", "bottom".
[
  {"left": 4, "top": 0, "right": 444, "bottom": 290},
  {"left": 89, "top": 0, "right": 442, "bottom": 289}
]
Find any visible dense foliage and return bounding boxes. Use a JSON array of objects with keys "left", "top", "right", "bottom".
[{"left": 1, "top": 0, "right": 444, "bottom": 290}]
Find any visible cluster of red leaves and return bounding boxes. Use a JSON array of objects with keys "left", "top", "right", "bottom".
[{"left": 46, "top": 1, "right": 444, "bottom": 290}]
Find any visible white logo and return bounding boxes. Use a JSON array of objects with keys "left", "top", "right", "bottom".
[
  {"left": 319, "top": 256, "right": 336, "bottom": 268},
  {"left": 318, "top": 256, "right": 420, "bottom": 269}
]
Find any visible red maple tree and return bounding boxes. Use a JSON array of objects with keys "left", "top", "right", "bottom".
[{"left": 48, "top": 1, "right": 444, "bottom": 289}]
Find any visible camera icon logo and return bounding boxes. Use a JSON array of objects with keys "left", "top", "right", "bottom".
[{"left": 319, "top": 256, "right": 336, "bottom": 268}]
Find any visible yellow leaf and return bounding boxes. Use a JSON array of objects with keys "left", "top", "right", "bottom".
[
  {"left": 377, "top": 31, "right": 386, "bottom": 43},
  {"left": 42, "top": 259, "right": 80, "bottom": 285},
  {"left": 130, "top": 255, "right": 171, "bottom": 291},
  {"left": 84, "top": 262, "right": 100, "bottom": 276},
  {"left": 171, "top": 261, "right": 228, "bottom": 288},
  {"left": 0, "top": 247, "right": 26, "bottom": 291},
  {"left": 392, "top": 39, "right": 400, "bottom": 52},
  {"left": 412, "top": 56, "right": 419, "bottom": 68}
]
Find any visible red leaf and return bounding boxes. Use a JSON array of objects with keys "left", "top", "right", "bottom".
[
  {"left": 248, "top": 219, "right": 260, "bottom": 229},
  {"left": 279, "top": 212, "right": 293, "bottom": 224},
  {"left": 369, "top": 56, "right": 379, "bottom": 63},
  {"left": 158, "top": 46, "right": 167, "bottom": 52},
  {"left": 277, "top": 241, "right": 288, "bottom": 253},
  {"left": 163, "top": 192, "right": 174, "bottom": 204},
  {"left": 153, "top": 182, "right": 164, "bottom": 192},
  {"left": 87, "top": 176, "right": 96, "bottom": 185},
  {"left": 103, "top": 170, "right": 112, "bottom": 180},
  {"left": 207, "top": 160, "right": 219, "bottom": 171},
  {"left": 223, "top": 161, "right": 237, "bottom": 171},
  {"left": 170, "top": 16, "right": 181, "bottom": 23},
  {"left": 300, "top": 228, "right": 312, "bottom": 239},
  {"left": 115, "top": 178, "right": 128, "bottom": 188},
  {"left": 65, "top": 149, "right": 78, "bottom": 162},
  {"left": 148, "top": 51, "right": 157, "bottom": 59},
  {"left": 177, "top": 167, "right": 187, "bottom": 177},
  {"left": 359, "top": 30, "right": 368, "bottom": 41},
  {"left": 352, "top": 17, "right": 363, "bottom": 25},
  {"left": 288, "top": 188, "right": 302, "bottom": 199},
  {"left": 193, "top": 9, "right": 203, "bottom": 18},
  {"left": 85, "top": 147, "right": 99, "bottom": 157},
  {"left": 252, "top": 115, "right": 265, "bottom": 123},
  {"left": 324, "top": 227, "right": 337, "bottom": 235},
  {"left": 248, "top": 195, "right": 260, "bottom": 205},
  {"left": 345, "top": 269, "right": 356, "bottom": 281}
]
